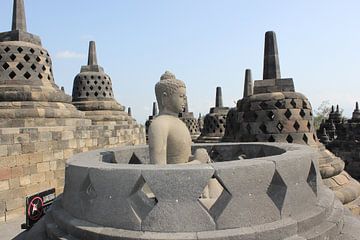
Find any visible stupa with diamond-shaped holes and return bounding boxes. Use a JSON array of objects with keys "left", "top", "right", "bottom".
[
  {"left": 223, "top": 31, "right": 360, "bottom": 215},
  {"left": 0, "top": 0, "right": 87, "bottom": 127},
  {"left": 72, "top": 41, "right": 137, "bottom": 126}
]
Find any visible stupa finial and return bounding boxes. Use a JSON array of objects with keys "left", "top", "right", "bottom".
[
  {"left": 243, "top": 69, "right": 253, "bottom": 97},
  {"left": 215, "top": 87, "right": 223, "bottom": 108},
  {"left": 127, "top": 107, "right": 132, "bottom": 116},
  {"left": 88, "top": 41, "right": 98, "bottom": 66},
  {"left": 263, "top": 31, "right": 281, "bottom": 80},
  {"left": 12, "top": 0, "right": 27, "bottom": 31},
  {"left": 356, "top": 102, "right": 359, "bottom": 111}
]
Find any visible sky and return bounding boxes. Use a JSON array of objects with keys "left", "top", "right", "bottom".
[{"left": 0, "top": 0, "right": 359, "bottom": 123}]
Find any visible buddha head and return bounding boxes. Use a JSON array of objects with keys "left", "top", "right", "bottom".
[{"left": 155, "top": 71, "right": 187, "bottom": 115}]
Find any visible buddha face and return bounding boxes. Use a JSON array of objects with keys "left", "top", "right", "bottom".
[{"left": 163, "top": 87, "right": 187, "bottom": 114}]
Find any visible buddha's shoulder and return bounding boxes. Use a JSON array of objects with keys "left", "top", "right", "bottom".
[{"left": 152, "top": 115, "right": 183, "bottom": 124}]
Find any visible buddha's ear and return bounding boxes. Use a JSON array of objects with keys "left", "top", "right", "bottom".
[{"left": 161, "top": 91, "right": 167, "bottom": 106}]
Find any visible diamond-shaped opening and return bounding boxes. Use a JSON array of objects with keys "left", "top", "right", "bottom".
[
  {"left": 307, "top": 161, "right": 317, "bottom": 195},
  {"left": 17, "top": 47, "right": 23, "bottom": 53},
  {"left": 268, "top": 135, "right": 275, "bottom": 142},
  {"left": 103, "top": 92, "right": 106, "bottom": 97},
  {"left": 36, "top": 56, "right": 41, "bottom": 62},
  {"left": 307, "top": 121, "right": 311, "bottom": 131},
  {"left": 94, "top": 92, "right": 99, "bottom": 97},
  {"left": 31, "top": 64, "right": 36, "bottom": 71},
  {"left": 47, "top": 75, "right": 51, "bottom": 80},
  {"left": 29, "top": 48, "right": 35, "bottom": 54},
  {"left": 0, "top": 55, "right": 2, "bottom": 60},
  {"left": 90, "top": 86, "right": 94, "bottom": 90},
  {"left": 38, "top": 73, "right": 43, "bottom": 79},
  {"left": 94, "top": 80, "right": 98, "bottom": 85},
  {"left": 290, "top": 99, "right": 297, "bottom": 108},
  {"left": 267, "top": 170, "right": 287, "bottom": 211},
  {"left": 16, "top": 62, "right": 24, "bottom": 70},
  {"left": 98, "top": 86, "right": 102, "bottom": 90},
  {"left": 2, "top": 62, "right": 9, "bottom": 70},
  {"left": 24, "top": 54, "right": 30, "bottom": 62},
  {"left": 9, "top": 54, "right": 16, "bottom": 61},
  {"left": 42, "top": 65, "right": 46, "bottom": 71},
  {"left": 23, "top": 72, "right": 31, "bottom": 79},
  {"left": 267, "top": 111, "right": 275, "bottom": 120},
  {"left": 259, "top": 123, "right": 268, "bottom": 134},
  {"left": 80, "top": 174, "right": 97, "bottom": 200},
  {"left": 40, "top": 50, "right": 44, "bottom": 55},
  {"left": 303, "top": 134, "right": 308, "bottom": 144},
  {"left": 286, "top": 135, "right": 293, "bottom": 143},
  {"left": 128, "top": 153, "right": 142, "bottom": 164},
  {"left": 198, "top": 174, "right": 232, "bottom": 221},
  {"left": 302, "top": 100, "right": 308, "bottom": 109},
  {"left": 128, "top": 176, "right": 157, "bottom": 220},
  {"left": 45, "top": 58, "right": 49, "bottom": 64},
  {"left": 276, "top": 122, "right": 284, "bottom": 132},
  {"left": 260, "top": 101, "right": 268, "bottom": 109},
  {"left": 275, "top": 100, "right": 283, "bottom": 108},
  {"left": 4, "top": 46, "right": 11, "bottom": 52},
  {"left": 284, "top": 109, "right": 292, "bottom": 119},
  {"left": 9, "top": 71, "right": 16, "bottom": 79},
  {"left": 300, "top": 109, "right": 306, "bottom": 118},
  {"left": 293, "top": 121, "right": 300, "bottom": 131}
]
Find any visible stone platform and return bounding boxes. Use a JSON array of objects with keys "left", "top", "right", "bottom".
[{"left": 23, "top": 143, "right": 360, "bottom": 239}]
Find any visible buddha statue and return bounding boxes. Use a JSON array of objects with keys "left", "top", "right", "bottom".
[{"left": 148, "top": 71, "right": 209, "bottom": 164}]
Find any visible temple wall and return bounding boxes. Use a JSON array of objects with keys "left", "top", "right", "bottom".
[{"left": 0, "top": 123, "right": 145, "bottom": 221}]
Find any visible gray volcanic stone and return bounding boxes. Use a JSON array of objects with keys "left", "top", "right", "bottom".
[
  {"left": 210, "top": 159, "right": 280, "bottom": 229},
  {"left": 141, "top": 165, "right": 216, "bottom": 232}
]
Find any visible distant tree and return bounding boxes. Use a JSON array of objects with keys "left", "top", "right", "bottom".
[{"left": 313, "top": 100, "right": 331, "bottom": 130}]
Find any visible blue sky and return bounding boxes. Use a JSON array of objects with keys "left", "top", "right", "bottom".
[{"left": 1, "top": 0, "right": 359, "bottom": 123}]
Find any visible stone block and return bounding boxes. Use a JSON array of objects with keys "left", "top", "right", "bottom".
[
  {"left": 14, "top": 133, "right": 30, "bottom": 144},
  {"left": 0, "top": 180, "right": 9, "bottom": 191},
  {"left": 11, "top": 166, "right": 23, "bottom": 178},
  {"left": 21, "top": 143, "right": 35, "bottom": 154},
  {"left": 7, "top": 144, "right": 21, "bottom": 156},
  {"left": 0, "top": 134, "right": 14, "bottom": 145},
  {"left": 30, "top": 172, "right": 46, "bottom": 183},
  {"left": 39, "top": 131, "right": 52, "bottom": 142},
  {"left": 28, "top": 152, "right": 43, "bottom": 164},
  {"left": 0, "top": 167, "right": 11, "bottom": 181},
  {"left": 15, "top": 154, "right": 30, "bottom": 166},
  {"left": 211, "top": 160, "right": 280, "bottom": 229},
  {"left": 61, "top": 131, "right": 74, "bottom": 140},
  {"left": 141, "top": 165, "right": 216, "bottom": 232},
  {"left": 37, "top": 162, "right": 50, "bottom": 172},
  {"left": 0, "top": 145, "right": 8, "bottom": 157},
  {"left": 9, "top": 177, "right": 20, "bottom": 189},
  {"left": 20, "top": 175, "right": 30, "bottom": 186},
  {"left": 6, "top": 197, "right": 23, "bottom": 211}
]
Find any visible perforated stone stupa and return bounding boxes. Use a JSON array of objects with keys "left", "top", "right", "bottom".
[
  {"left": 179, "top": 99, "right": 201, "bottom": 141},
  {"left": 0, "top": 0, "right": 87, "bottom": 127},
  {"left": 223, "top": 31, "right": 360, "bottom": 214},
  {"left": 72, "top": 41, "right": 136, "bottom": 126},
  {"left": 320, "top": 102, "right": 360, "bottom": 183},
  {"left": 197, "top": 87, "right": 229, "bottom": 143}
]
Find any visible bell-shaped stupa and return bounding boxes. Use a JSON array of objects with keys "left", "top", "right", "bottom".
[
  {"left": 72, "top": 41, "right": 135, "bottom": 125},
  {"left": 0, "top": 0, "right": 86, "bottom": 127}
]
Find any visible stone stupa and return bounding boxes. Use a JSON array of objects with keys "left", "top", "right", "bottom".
[
  {"left": 0, "top": 0, "right": 87, "bottom": 128},
  {"left": 223, "top": 31, "right": 360, "bottom": 214},
  {"left": 197, "top": 87, "right": 229, "bottom": 143},
  {"left": 71, "top": 41, "right": 137, "bottom": 126}
]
